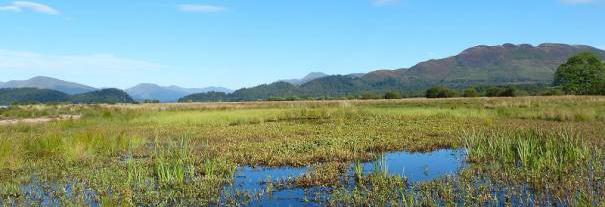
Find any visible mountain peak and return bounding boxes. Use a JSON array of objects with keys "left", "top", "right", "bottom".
[
  {"left": 30, "top": 76, "right": 59, "bottom": 81},
  {"left": 126, "top": 84, "right": 232, "bottom": 102},
  {"left": 0, "top": 76, "right": 97, "bottom": 95},
  {"left": 282, "top": 72, "right": 329, "bottom": 85},
  {"left": 303, "top": 72, "right": 328, "bottom": 79}
]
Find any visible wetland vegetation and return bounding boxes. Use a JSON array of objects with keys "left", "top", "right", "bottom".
[{"left": 0, "top": 96, "right": 604, "bottom": 206}]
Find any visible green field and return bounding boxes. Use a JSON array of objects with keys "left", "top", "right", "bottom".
[{"left": 1, "top": 96, "right": 604, "bottom": 206}]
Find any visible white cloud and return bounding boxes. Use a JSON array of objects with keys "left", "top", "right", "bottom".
[
  {"left": 178, "top": 4, "right": 226, "bottom": 13},
  {"left": 0, "top": 1, "right": 59, "bottom": 15},
  {"left": 372, "top": 0, "right": 400, "bottom": 6},
  {"left": 0, "top": 49, "right": 165, "bottom": 72},
  {"left": 560, "top": 0, "right": 595, "bottom": 4}
]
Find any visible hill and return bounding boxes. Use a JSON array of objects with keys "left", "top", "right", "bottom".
[
  {"left": 71, "top": 88, "right": 135, "bottom": 104},
  {"left": 181, "top": 43, "right": 605, "bottom": 102},
  {"left": 126, "top": 83, "right": 232, "bottom": 102},
  {"left": 0, "top": 88, "right": 70, "bottom": 105},
  {"left": 362, "top": 43, "right": 605, "bottom": 87},
  {"left": 0, "top": 76, "right": 97, "bottom": 95},
  {"left": 282, "top": 72, "right": 329, "bottom": 85}
]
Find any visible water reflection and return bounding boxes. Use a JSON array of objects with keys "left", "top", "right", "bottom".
[{"left": 227, "top": 148, "right": 467, "bottom": 206}]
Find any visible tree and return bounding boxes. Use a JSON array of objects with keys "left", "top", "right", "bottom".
[
  {"left": 384, "top": 91, "right": 402, "bottom": 99},
  {"left": 554, "top": 52, "right": 605, "bottom": 95},
  {"left": 463, "top": 87, "right": 480, "bottom": 97},
  {"left": 426, "top": 86, "right": 457, "bottom": 98}
]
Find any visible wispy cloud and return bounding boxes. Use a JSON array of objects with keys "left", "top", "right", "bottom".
[
  {"left": 0, "top": 1, "right": 59, "bottom": 15},
  {"left": 178, "top": 4, "right": 226, "bottom": 13},
  {"left": 372, "top": 0, "right": 400, "bottom": 6},
  {"left": 560, "top": 0, "right": 596, "bottom": 4},
  {"left": 0, "top": 49, "right": 165, "bottom": 72}
]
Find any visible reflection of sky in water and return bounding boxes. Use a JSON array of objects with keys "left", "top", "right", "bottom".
[
  {"left": 11, "top": 178, "right": 100, "bottom": 207},
  {"left": 230, "top": 149, "right": 467, "bottom": 206},
  {"left": 361, "top": 149, "right": 467, "bottom": 183}
]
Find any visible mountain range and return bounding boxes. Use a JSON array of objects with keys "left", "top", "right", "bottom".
[
  {"left": 125, "top": 84, "right": 232, "bottom": 102},
  {"left": 2, "top": 43, "right": 604, "bottom": 104},
  {"left": 0, "top": 77, "right": 232, "bottom": 103},
  {"left": 181, "top": 43, "right": 605, "bottom": 102}
]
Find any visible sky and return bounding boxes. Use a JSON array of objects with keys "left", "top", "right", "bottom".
[{"left": 1, "top": 0, "right": 604, "bottom": 89}]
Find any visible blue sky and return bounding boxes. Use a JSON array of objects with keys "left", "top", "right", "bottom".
[{"left": 1, "top": 0, "right": 604, "bottom": 89}]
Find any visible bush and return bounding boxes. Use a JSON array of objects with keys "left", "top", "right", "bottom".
[
  {"left": 463, "top": 88, "right": 480, "bottom": 97},
  {"left": 485, "top": 87, "right": 527, "bottom": 97},
  {"left": 384, "top": 91, "right": 402, "bottom": 99},
  {"left": 361, "top": 92, "right": 382, "bottom": 100},
  {"left": 426, "top": 87, "right": 457, "bottom": 98},
  {"left": 539, "top": 89, "right": 565, "bottom": 96},
  {"left": 143, "top": 99, "right": 160, "bottom": 103},
  {"left": 499, "top": 87, "right": 527, "bottom": 97}
]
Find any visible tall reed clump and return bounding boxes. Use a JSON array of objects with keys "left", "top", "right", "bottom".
[
  {"left": 463, "top": 129, "right": 604, "bottom": 204},
  {"left": 463, "top": 129, "right": 593, "bottom": 177},
  {"left": 202, "top": 158, "right": 236, "bottom": 180},
  {"left": 153, "top": 137, "right": 196, "bottom": 186}
]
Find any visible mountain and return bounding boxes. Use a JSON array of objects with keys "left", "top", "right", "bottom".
[
  {"left": 282, "top": 72, "right": 329, "bottom": 85},
  {"left": 71, "top": 88, "right": 135, "bottom": 104},
  {"left": 362, "top": 43, "right": 605, "bottom": 87},
  {"left": 0, "top": 88, "right": 70, "bottom": 105},
  {"left": 126, "top": 83, "right": 232, "bottom": 102},
  {"left": 0, "top": 76, "right": 97, "bottom": 95},
  {"left": 181, "top": 43, "right": 605, "bottom": 102}
]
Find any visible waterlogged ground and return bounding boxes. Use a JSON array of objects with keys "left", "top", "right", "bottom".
[
  {"left": 224, "top": 149, "right": 466, "bottom": 206},
  {"left": 0, "top": 97, "right": 604, "bottom": 206}
]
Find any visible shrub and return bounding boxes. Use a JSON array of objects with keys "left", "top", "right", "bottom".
[
  {"left": 361, "top": 92, "right": 382, "bottom": 100},
  {"left": 426, "top": 87, "right": 457, "bottom": 98},
  {"left": 463, "top": 87, "right": 480, "bottom": 97},
  {"left": 384, "top": 91, "right": 402, "bottom": 99}
]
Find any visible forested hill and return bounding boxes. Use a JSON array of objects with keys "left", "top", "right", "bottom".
[
  {"left": 0, "top": 88, "right": 71, "bottom": 105},
  {"left": 71, "top": 88, "right": 136, "bottom": 104},
  {"left": 0, "top": 88, "right": 136, "bottom": 105},
  {"left": 180, "top": 43, "right": 605, "bottom": 102}
]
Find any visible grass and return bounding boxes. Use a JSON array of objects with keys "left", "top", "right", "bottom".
[{"left": 0, "top": 96, "right": 603, "bottom": 206}]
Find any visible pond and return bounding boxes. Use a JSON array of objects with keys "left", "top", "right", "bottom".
[{"left": 224, "top": 148, "right": 467, "bottom": 206}]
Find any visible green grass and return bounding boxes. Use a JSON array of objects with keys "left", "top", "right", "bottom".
[{"left": 0, "top": 96, "right": 603, "bottom": 205}]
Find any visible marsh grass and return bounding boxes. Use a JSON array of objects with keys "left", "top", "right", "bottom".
[
  {"left": 461, "top": 129, "right": 604, "bottom": 205},
  {"left": 0, "top": 96, "right": 604, "bottom": 206},
  {"left": 153, "top": 137, "right": 196, "bottom": 186},
  {"left": 463, "top": 129, "right": 593, "bottom": 178}
]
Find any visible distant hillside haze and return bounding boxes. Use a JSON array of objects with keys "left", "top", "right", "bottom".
[
  {"left": 0, "top": 76, "right": 97, "bottom": 95},
  {"left": 282, "top": 72, "right": 329, "bottom": 85},
  {"left": 0, "top": 76, "right": 232, "bottom": 103},
  {"left": 182, "top": 43, "right": 605, "bottom": 102},
  {"left": 126, "top": 83, "right": 232, "bottom": 102}
]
